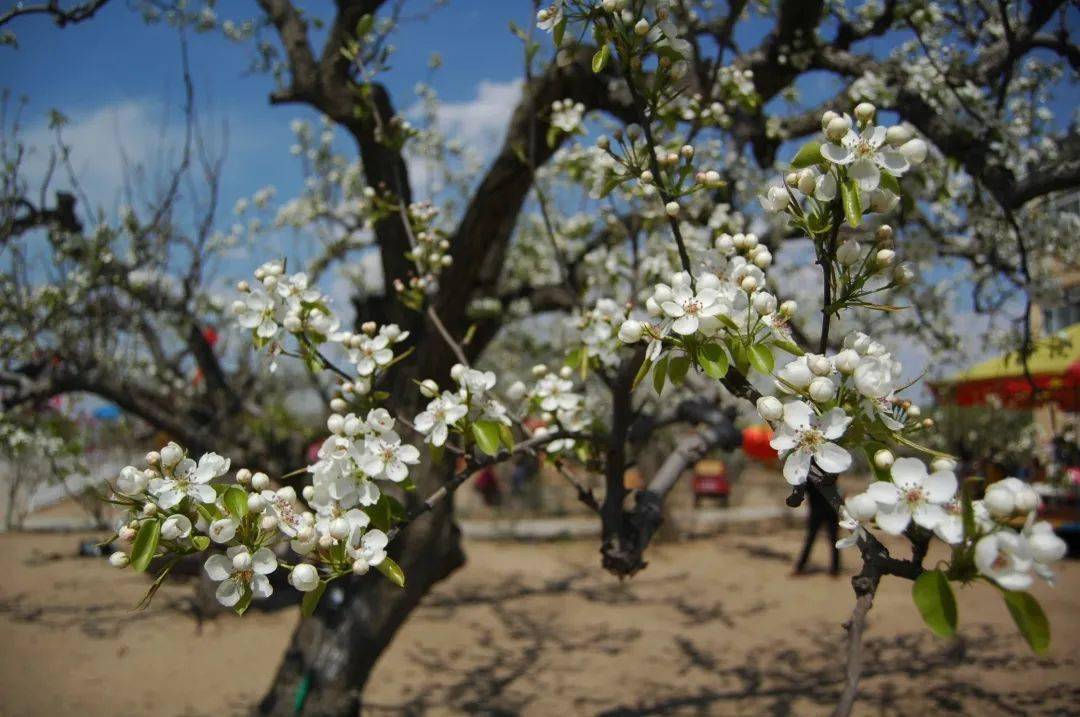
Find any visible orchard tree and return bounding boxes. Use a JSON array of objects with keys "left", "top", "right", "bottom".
[{"left": 1, "top": 1, "right": 1078, "bottom": 716}]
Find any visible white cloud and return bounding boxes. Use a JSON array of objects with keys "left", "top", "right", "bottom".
[
  {"left": 428, "top": 79, "right": 521, "bottom": 149},
  {"left": 20, "top": 100, "right": 190, "bottom": 213},
  {"left": 405, "top": 79, "right": 521, "bottom": 197}
]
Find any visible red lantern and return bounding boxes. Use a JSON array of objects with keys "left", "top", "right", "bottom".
[{"left": 741, "top": 424, "right": 777, "bottom": 462}]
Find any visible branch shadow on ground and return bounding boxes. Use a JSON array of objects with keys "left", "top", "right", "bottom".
[{"left": 362, "top": 563, "right": 1076, "bottom": 717}]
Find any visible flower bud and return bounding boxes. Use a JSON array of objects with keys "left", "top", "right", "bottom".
[
  {"left": 752, "top": 292, "right": 777, "bottom": 316},
  {"left": 665, "top": 201, "right": 680, "bottom": 217},
  {"left": 142, "top": 502, "right": 158, "bottom": 517},
  {"left": 145, "top": 451, "right": 160, "bottom": 466},
  {"left": 875, "top": 225, "right": 893, "bottom": 244},
  {"left": 118, "top": 526, "right": 136, "bottom": 543},
  {"left": 302, "top": 485, "right": 315, "bottom": 502},
  {"left": 361, "top": 321, "right": 377, "bottom": 335},
  {"left": 833, "top": 349, "right": 860, "bottom": 374},
  {"left": 247, "top": 493, "right": 266, "bottom": 512},
  {"left": 874, "top": 449, "right": 894, "bottom": 469},
  {"left": 907, "top": 404, "right": 921, "bottom": 418},
  {"left": 260, "top": 514, "right": 279, "bottom": 531},
  {"left": 985, "top": 484, "right": 1016, "bottom": 518},
  {"left": 900, "top": 138, "right": 927, "bottom": 165},
  {"left": 531, "top": 364, "right": 548, "bottom": 377},
  {"left": 854, "top": 102, "right": 875, "bottom": 124},
  {"left": 639, "top": 169, "right": 653, "bottom": 184},
  {"left": 836, "top": 240, "right": 861, "bottom": 266},
  {"left": 797, "top": 169, "right": 816, "bottom": 196},
  {"left": 931, "top": 457, "right": 956, "bottom": 472},
  {"left": 875, "top": 249, "right": 895, "bottom": 268},
  {"left": 740, "top": 276, "right": 758, "bottom": 293},
  {"left": 779, "top": 300, "right": 797, "bottom": 317},
  {"left": 807, "top": 355, "right": 832, "bottom": 376},
  {"left": 327, "top": 413, "right": 345, "bottom": 435},
  {"left": 160, "top": 442, "right": 183, "bottom": 467},
  {"left": 825, "top": 116, "right": 849, "bottom": 142},
  {"left": 597, "top": 135, "right": 610, "bottom": 150},
  {"left": 634, "top": 18, "right": 650, "bottom": 35},
  {"left": 785, "top": 172, "right": 799, "bottom": 187},
  {"left": 232, "top": 550, "right": 253, "bottom": 572},
  {"left": 885, "top": 125, "right": 912, "bottom": 147},
  {"left": 251, "top": 472, "right": 270, "bottom": 491},
  {"left": 893, "top": 263, "right": 915, "bottom": 286},
  {"left": 820, "top": 110, "right": 839, "bottom": 131},
  {"left": 618, "top": 319, "right": 645, "bottom": 343},
  {"left": 236, "top": 468, "right": 252, "bottom": 485},
  {"left": 330, "top": 517, "right": 350, "bottom": 540},
  {"left": 756, "top": 396, "right": 784, "bottom": 422},
  {"left": 289, "top": 563, "right": 320, "bottom": 592},
  {"left": 754, "top": 250, "right": 773, "bottom": 269},
  {"left": 921, "top": 418, "right": 934, "bottom": 428},
  {"left": 808, "top": 377, "right": 836, "bottom": 402},
  {"left": 109, "top": 551, "right": 130, "bottom": 568},
  {"left": 161, "top": 514, "right": 192, "bottom": 541},
  {"left": 283, "top": 314, "right": 302, "bottom": 332},
  {"left": 330, "top": 398, "right": 348, "bottom": 413}
]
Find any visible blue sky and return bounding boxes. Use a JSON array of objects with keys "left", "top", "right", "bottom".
[
  {"left": 0, "top": 1, "right": 538, "bottom": 216},
  {"left": 2, "top": 1, "right": 1076, "bottom": 385}
]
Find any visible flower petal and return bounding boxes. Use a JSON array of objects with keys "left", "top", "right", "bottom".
[
  {"left": 813, "top": 442, "right": 851, "bottom": 474},
  {"left": 783, "top": 449, "right": 812, "bottom": 485},
  {"left": 923, "top": 471, "right": 958, "bottom": 503},
  {"left": 875, "top": 504, "right": 912, "bottom": 534},
  {"left": 848, "top": 157, "right": 880, "bottom": 191}
]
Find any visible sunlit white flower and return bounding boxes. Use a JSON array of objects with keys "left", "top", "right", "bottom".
[
  {"left": 350, "top": 334, "right": 393, "bottom": 376},
  {"left": 204, "top": 546, "right": 277, "bottom": 606},
  {"left": 769, "top": 401, "right": 852, "bottom": 485},
  {"left": 150, "top": 452, "right": 230, "bottom": 508},
  {"left": 359, "top": 431, "right": 420, "bottom": 482},
  {"left": 161, "top": 514, "right": 193, "bottom": 540},
  {"left": 975, "top": 530, "right": 1033, "bottom": 590},
  {"left": 346, "top": 527, "right": 388, "bottom": 569},
  {"left": 234, "top": 289, "right": 278, "bottom": 339},
  {"left": 660, "top": 281, "right": 723, "bottom": 336},
  {"left": 115, "top": 465, "right": 148, "bottom": 496},
  {"left": 866, "top": 458, "right": 957, "bottom": 534},
  {"left": 1024, "top": 516, "right": 1067, "bottom": 584},
  {"left": 413, "top": 392, "right": 468, "bottom": 447},
  {"left": 821, "top": 124, "right": 909, "bottom": 191}
]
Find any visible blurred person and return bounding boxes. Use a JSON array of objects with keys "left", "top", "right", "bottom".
[{"left": 793, "top": 483, "right": 840, "bottom": 576}]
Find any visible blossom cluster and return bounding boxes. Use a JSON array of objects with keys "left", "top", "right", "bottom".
[{"left": 106, "top": 441, "right": 397, "bottom": 611}]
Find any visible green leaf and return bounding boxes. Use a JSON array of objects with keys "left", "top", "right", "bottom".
[
  {"left": 355, "top": 14, "right": 374, "bottom": 38},
  {"left": 553, "top": 17, "right": 566, "bottom": 47},
  {"left": 472, "top": 420, "right": 502, "bottom": 456},
  {"left": 790, "top": 141, "right": 823, "bottom": 168},
  {"left": 879, "top": 171, "right": 901, "bottom": 196},
  {"left": 191, "top": 535, "right": 210, "bottom": 551},
  {"left": 771, "top": 338, "right": 805, "bottom": 357},
  {"left": 196, "top": 503, "right": 222, "bottom": 524},
  {"left": 301, "top": 581, "right": 327, "bottom": 617},
  {"left": 912, "top": 569, "right": 957, "bottom": 638},
  {"left": 130, "top": 519, "right": 161, "bottom": 573},
  {"left": 668, "top": 355, "right": 691, "bottom": 385},
  {"left": 1002, "top": 590, "right": 1050, "bottom": 654},
  {"left": 748, "top": 344, "right": 775, "bottom": 375},
  {"left": 699, "top": 343, "right": 729, "bottom": 379},
  {"left": 632, "top": 356, "right": 652, "bottom": 390},
  {"left": 592, "top": 44, "right": 610, "bottom": 73},
  {"left": 499, "top": 423, "right": 516, "bottom": 450},
  {"left": 234, "top": 587, "right": 253, "bottom": 616},
  {"left": 223, "top": 486, "right": 249, "bottom": 519},
  {"left": 376, "top": 556, "right": 406, "bottom": 588},
  {"left": 841, "top": 178, "right": 862, "bottom": 228},
  {"left": 653, "top": 354, "right": 670, "bottom": 395}
]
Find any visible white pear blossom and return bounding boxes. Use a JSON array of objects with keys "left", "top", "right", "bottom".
[
  {"left": 975, "top": 530, "right": 1033, "bottom": 590},
  {"left": 359, "top": 431, "right": 420, "bottom": 482},
  {"left": 150, "top": 451, "right": 230, "bottom": 508},
  {"left": 821, "top": 124, "right": 909, "bottom": 191},
  {"left": 414, "top": 392, "right": 468, "bottom": 447},
  {"left": 204, "top": 546, "right": 277, "bottom": 606},
  {"left": 659, "top": 277, "right": 724, "bottom": 335},
  {"left": 346, "top": 526, "right": 388, "bottom": 569},
  {"left": 768, "top": 401, "right": 852, "bottom": 485},
  {"left": 866, "top": 458, "right": 957, "bottom": 534}
]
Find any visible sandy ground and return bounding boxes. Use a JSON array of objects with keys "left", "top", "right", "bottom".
[{"left": 1, "top": 527, "right": 1078, "bottom": 717}]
